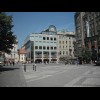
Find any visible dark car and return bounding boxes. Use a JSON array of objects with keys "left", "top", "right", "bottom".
[{"left": 95, "top": 59, "right": 100, "bottom": 66}]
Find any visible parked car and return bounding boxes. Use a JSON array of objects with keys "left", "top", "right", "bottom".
[{"left": 95, "top": 58, "right": 100, "bottom": 66}]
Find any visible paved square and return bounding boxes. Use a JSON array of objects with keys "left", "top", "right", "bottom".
[{"left": 82, "top": 78, "right": 100, "bottom": 86}]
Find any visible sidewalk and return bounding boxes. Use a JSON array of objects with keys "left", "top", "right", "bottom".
[{"left": 0, "top": 64, "right": 27, "bottom": 87}]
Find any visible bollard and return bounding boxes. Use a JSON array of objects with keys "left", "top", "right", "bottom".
[
  {"left": 35, "top": 64, "right": 36, "bottom": 71},
  {"left": 24, "top": 64, "right": 26, "bottom": 72},
  {"left": 33, "top": 65, "right": 34, "bottom": 70},
  {"left": 35, "top": 65, "right": 36, "bottom": 71}
]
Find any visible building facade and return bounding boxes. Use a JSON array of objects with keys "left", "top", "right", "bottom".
[
  {"left": 5, "top": 40, "right": 19, "bottom": 62},
  {"left": 74, "top": 12, "right": 85, "bottom": 57},
  {"left": 24, "top": 25, "right": 58, "bottom": 63},
  {"left": 75, "top": 12, "right": 100, "bottom": 60},
  {"left": 24, "top": 25, "right": 75, "bottom": 63},
  {"left": 18, "top": 46, "right": 26, "bottom": 63},
  {"left": 57, "top": 31, "right": 75, "bottom": 62}
]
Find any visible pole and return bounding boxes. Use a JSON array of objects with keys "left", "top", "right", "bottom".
[{"left": 24, "top": 63, "right": 26, "bottom": 72}]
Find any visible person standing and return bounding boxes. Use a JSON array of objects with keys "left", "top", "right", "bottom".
[{"left": 12, "top": 61, "right": 15, "bottom": 66}]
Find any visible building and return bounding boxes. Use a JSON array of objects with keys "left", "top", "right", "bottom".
[
  {"left": 74, "top": 12, "right": 100, "bottom": 60},
  {"left": 74, "top": 12, "right": 85, "bottom": 57},
  {"left": 24, "top": 25, "right": 75, "bottom": 63},
  {"left": 5, "top": 40, "right": 19, "bottom": 62},
  {"left": 18, "top": 46, "right": 26, "bottom": 63},
  {"left": 24, "top": 25, "right": 58, "bottom": 63},
  {"left": 57, "top": 30, "right": 75, "bottom": 62}
]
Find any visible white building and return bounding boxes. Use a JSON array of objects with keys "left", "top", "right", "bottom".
[
  {"left": 24, "top": 25, "right": 58, "bottom": 63},
  {"left": 5, "top": 40, "right": 19, "bottom": 62},
  {"left": 24, "top": 25, "right": 75, "bottom": 63},
  {"left": 18, "top": 46, "right": 26, "bottom": 63}
]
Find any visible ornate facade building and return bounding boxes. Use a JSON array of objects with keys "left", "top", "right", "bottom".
[{"left": 75, "top": 12, "right": 100, "bottom": 60}]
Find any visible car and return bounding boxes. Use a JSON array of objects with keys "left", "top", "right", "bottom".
[{"left": 95, "top": 59, "right": 100, "bottom": 66}]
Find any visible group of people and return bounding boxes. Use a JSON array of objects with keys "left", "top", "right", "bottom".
[{"left": 4, "top": 60, "right": 15, "bottom": 66}]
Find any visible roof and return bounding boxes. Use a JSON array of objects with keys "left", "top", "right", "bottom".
[{"left": 19, "top": 48, "right": 26, "bottom": 54}]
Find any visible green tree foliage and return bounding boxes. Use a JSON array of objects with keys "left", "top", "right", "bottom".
[
  {"left": 79, "top": 47, "right": 92, "bottom": 63},
  {"left": 0, "top": 12, "right": 16, "bottom": 54}
]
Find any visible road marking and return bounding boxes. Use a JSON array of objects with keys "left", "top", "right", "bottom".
[{"left": 26, "top": 75, "right": 52, "bottom": 82}]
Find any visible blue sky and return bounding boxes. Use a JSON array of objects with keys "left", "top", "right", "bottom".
[{"left": 6, "top": 12, "right": 75, "bottom": 49}]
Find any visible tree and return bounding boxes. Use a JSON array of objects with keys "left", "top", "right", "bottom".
[
  {"left": 0, "top": 12, "right": 16, "bottom": 54},
  {"left": 79, "top": 47, "right": 92, "bottom": 63}
]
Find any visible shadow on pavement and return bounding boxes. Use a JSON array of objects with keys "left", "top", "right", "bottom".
[{"left": 0, "top": 66, "right": 19, "bottom": 72}]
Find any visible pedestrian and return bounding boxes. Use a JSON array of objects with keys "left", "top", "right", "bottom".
[
  {"left": 9, "top": 60, "right": 12, "bottom": 66},
  {"left": 12, "top": 61, "right": 15, "bottom": 66}
]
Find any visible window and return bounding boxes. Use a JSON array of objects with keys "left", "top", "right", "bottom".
[
  {"left": 43, "top": 46, "right": 46, "bottom": 50},
  {"left": 47, "top": 37, "right": 49, "bottom": 40},
  {"left": 54, "top": 37, "right": 56, "bottom": 41},
  {"left": 35, "top": 46, "right": 38, "bottom": 49},
  {"left": 43, "top": 37, "right": 46, "bottom": 40},
  {"left": 51, "top": 47, "right": 53, "bottom": 50},
  {"left": 63, "top": 46, "right": 64, "bottom": 49},
  {"left": 50, "top": 37, "right": 53, "bottom": 40},
  {"left": 63, "top": 51, "right": 65, "bottom": 55},
  {"left": 59, "top": 41, "right": 61, "bottom": 44},
  {"left": 39, "top": 46, "right": 42, "bottom": 49},
  {"left": 69, "top": 41, "right": 71, "bottom": 45},
  {"left": 66, "top": 41, "right": 67, "bottom": 44},
  {"left": 63, "top": 41, "right": 64, "bottom": 44},
  {"left": 47, "top": 47, "right": 49, "bottom": 50},
  {"left": 54, "top": 47, "right": 57, "bottom": 50}
]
